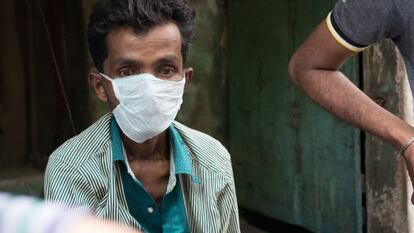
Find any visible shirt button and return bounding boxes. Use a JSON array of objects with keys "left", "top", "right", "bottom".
[{"left": 147, "top": 207, "right": 154, "bottom": 214}]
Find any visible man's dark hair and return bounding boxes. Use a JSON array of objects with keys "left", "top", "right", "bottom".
[{"left": 87, "top": 0, "right": 195, "bottom": 71}]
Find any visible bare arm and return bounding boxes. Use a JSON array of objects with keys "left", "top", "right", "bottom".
[
  {"left": 288, "top": 21, "right": 414, "bottom": 150},
  {"left": 288, "top": 21, "right": 414, "bottom": 203}
]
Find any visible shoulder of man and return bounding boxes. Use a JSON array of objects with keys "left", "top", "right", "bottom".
[
  {"left": 172, "top": 121, "right": 233, "bottom": 178},
  {"left": 48, "top": 113, "right": 112, "bottom": 170},
  {"left": 328, "top": 0, "right": 407, "bottom": 52}
]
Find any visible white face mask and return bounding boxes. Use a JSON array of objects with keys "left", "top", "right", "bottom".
[{"left": 100, "top": 72, "right": 185, "bottom": 143}]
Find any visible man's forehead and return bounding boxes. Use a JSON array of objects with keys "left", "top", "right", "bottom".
[
  {"left": 105, "top": 24, "right": 182, "bottom": 62},
  {"left": 107, "top": 24, "right": 182, "bottom": 47},
  {"left": 112, "top": 54, "right": 180, "bottom": 66}
]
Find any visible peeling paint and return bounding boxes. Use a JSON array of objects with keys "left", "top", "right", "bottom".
[
  {"left": 364, "top": 41, "right": 410, "bottom": 233},
  {"left": 394, "top": 42, "right": 414, "bottom": 233},
  {"left": 368, "top": 185, "right": 405, "bottom": 233}
]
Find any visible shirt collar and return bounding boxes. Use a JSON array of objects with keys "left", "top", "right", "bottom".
[
  {"left": 110, "top": 116, "right": 199, "bottom": 183},
  {"left": 110, "top": 117, "right": 124, "bottom": 162}
]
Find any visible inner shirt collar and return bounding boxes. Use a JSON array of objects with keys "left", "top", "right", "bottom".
[{"left": 110, "top": 116, "right": 199, "bottom": 184}]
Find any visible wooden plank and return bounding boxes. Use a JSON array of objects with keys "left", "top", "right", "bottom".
[
  {"left": 227, "top": 0, "right": 362, "bottom": 232},
  {"left": 363, "top": 41, "right": 409, "bottom": 233},
  {"left": 14, "top": 0, "right": 67, "bottom": 167},
  {"left": 0, "top": 0, "right": 28, "bottom": 168},
  {"left": 61, "top": 0, "right": 89, "bottom": 131}
]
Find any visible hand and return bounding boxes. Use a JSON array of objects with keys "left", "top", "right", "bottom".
[{"left": 402, "top": 144, "right": 414, "bottom": 204}]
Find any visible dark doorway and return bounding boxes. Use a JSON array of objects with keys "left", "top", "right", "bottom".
[{"left": 0, "top": 0, "right": 88, "bottom": 196}]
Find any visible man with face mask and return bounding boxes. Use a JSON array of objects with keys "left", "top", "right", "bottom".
[{"left": 44, "top": 0, "right": 240, "bottom": 232}]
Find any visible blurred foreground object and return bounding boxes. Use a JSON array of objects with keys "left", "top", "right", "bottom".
[{"left": 0, "top": 193, "right": 140, "bottom": 233}]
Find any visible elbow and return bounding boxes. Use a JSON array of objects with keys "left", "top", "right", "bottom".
[
  {"left": 288, "top": 51, "right": 315, "bottom": 91},
  {"left": 288, "top": 53, "right": 302, "bottom": 89}
]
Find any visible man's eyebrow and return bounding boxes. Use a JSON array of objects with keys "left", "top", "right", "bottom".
[
  {"left": 154, "top": 55, "right": 181, "bottom": 65},
  {"left": 113, "top": 58, "right": 143, "bottom": 67}
]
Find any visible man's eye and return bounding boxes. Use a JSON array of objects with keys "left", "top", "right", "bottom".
[
  {"left": 119, "top": 69, "right": 134, "bottom": 77},
  {"left": 159, "top": 67, "right": 175, "bottom": 77}
]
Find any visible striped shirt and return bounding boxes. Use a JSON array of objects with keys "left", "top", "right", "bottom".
[
  {"left": 44, "top": 113, "right": 240, "bottom": 232},
  {"left": 112, "top": 118, "right": 191, "bottom": 232}
]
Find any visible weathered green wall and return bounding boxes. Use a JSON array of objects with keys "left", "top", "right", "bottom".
[
  {"left": 81, "top": 0, "right": 229, "bottom": 145},
  {"left": 178, "top": 0, "right": 228, "bottom": 145},
  {"left": 227, "top": 1, "right": 362, "bottom": 232}
]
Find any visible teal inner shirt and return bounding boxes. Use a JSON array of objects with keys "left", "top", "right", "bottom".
[{"left": 110, "top": 117, "right": 198, "bottom": 233}]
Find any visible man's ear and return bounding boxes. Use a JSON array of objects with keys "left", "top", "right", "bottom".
[
  {"left": 88, "top": 70, "right": 109, "bottom": 103},
  {"left": 184, "top": 67, "right": 193, "bottom": 87}
]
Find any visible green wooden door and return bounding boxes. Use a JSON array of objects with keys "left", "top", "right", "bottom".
[{"left": 227, "top": 1, "right": 363, "bottom": 232}]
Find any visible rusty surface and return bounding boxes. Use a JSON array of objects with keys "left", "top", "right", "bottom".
[
  {"left": 177, "top": 0, "right": 229, "bottom": 145},
  {"left": 363, "top": 40, "right": 409, "bottom": 233}
]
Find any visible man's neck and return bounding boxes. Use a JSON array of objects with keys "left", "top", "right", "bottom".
[
  {"left": 121, "top": 130, "right": 171, "bottom": 205},
  {"left": 121, "top": 130, "right": 170, "bottom": 162}
]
